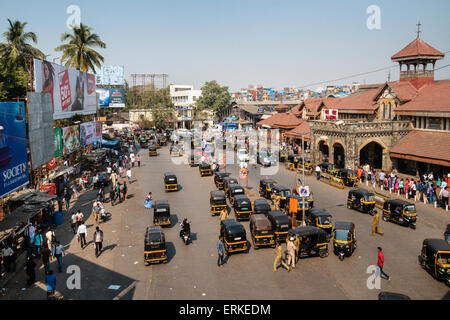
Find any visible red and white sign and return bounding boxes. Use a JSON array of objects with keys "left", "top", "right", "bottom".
[
  {"left": 324, "top": 109, "right": 338, "bottom": 120},
  {"left": 86, "top": 74, "right": 96, "bottom": 94},
  {"left": 58, "top": 70, "right": 72, "bottom": 111}
]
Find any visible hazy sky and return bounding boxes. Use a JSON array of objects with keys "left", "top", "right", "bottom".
[{"left": 1, "top": 0, "right": 449, "bottom": 91}]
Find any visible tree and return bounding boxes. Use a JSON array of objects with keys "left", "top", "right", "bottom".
[
  {"left": 55, "top": 23, "right": 106, "bottom": 73},
  {"left": 148, "top": 88, "right": 174, "bottom": 129},
  {"left": 0, "top": 19, "right": 45, "bottom": 67},
  {"left": 196, "top": 80, "right": 231, "bottom": 113},
  {"left": 0, "top": 61, "right": 27, "bottom": 101}
]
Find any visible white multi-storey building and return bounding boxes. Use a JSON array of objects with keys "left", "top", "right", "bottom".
[{"left": 170, "top": 85, "right": 202, "bottom": 129}]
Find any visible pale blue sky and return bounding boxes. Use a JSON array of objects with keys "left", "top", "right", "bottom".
[{"left": 1, "top": 0, "right": 449, "bottom": 91}]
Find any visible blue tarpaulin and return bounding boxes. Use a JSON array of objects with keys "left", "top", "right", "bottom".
[{"left": 101, "top": 139, "right": 120, "bottom": 146}]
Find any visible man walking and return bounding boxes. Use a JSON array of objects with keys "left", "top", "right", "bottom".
[
  {"left": 70, "top": 211, "right": 77, "bottom": 234},
  {"left": 273, "top": 241, "right": 289, "bottom": 272},
  {"left": 2, "top": 244, "right": 14, "bottom": 272},
  {"left": 41, "top": 244, "right": 51, "bottom": 275},
  {"left": 52, "top": 241, "right": 64, "bottom": 272},
  {"left": 76, "top": 210, "right": 84, "bottom": 228},
  {"left": 93, "top": 226, "right": 104, "bottom": 258},
  {"left": 25, "top": 257, "right": 36, "bottom": 286},
  {"left": 64, "top": 187, "right": 71, "bottom": 212},
  {"left": 137, "top": 154, "right": 141, "bottom": 167},
  {"left": 45, "top": 270, "right": 56, "bottom": 300},
  {"left": 377, "top": 247, "right": 390, "bottom": 280},
  {"left": 77, "top": 221, "right": 87, "bottom": 249},
  {"left": 126, "top": 168, "right": 132, "bottom": 184},
  {"left": 217, "top": 236, "right": 225, "bottom": 267},
  {"left": 286, "top": 237, "right": 296, "bottom": 271},
  {"left": 315, "top": 165, "right": 321, "bottom": 180},
  {"left": 372, "top": 211, "right": 384, "bottom": 236}
]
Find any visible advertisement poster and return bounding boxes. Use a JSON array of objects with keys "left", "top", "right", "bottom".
[
  {"left": 62, "top": 125, "right": 80, "bottom": 154},
  {"left": 95, "top": 65, "right": 124, "bottom": 86},
  {"left": 54, "top": 128, "right": 63, "bottom": 158},
  {"left": 34, "top": 59, "right": 97, "bottom": 119},
  {"left": 0, "top": 102, "right": 30, "bottom": 198},
  {"left": 109, "top": 88, "right": 125, "bottom": 107},
  {"left": 96, "top": 88, "right": 110, "bottom": 106},
  {"left": 80, "top": 121, "right": 97, "bottom": 146},
  {"left": 95, "top": 121, "right": 102, "bottom": 141}
]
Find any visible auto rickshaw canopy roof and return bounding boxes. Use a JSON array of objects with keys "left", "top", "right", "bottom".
[
  {"left": 254, "top": 199, "right": 271, "bottom": 210},
  {"left": 229, "top": 184, "right": 244, "bottom": 192},
  {"left": 251, "top": 214, "right": 273, "bottom": 231},
  {"left": 221, "top": 219, "right": 245, "bottom": 234},
  {"left": 422, "top": 238, "right": 450, "bottom": 252},
  {"left": 273, "top": 185, "right": 290, "bottom": 192},
  {"left": 348, "top": 189, "right": 374, "bottom": 197},
  {"left": 215, "top": 172, "right": 230, "bottom": 179},
  {"left": 210, "top": 190, "right": 226, "bottom": 200},
  {"left": 234, "top": 194, "right": 251, "bottom": 205},
  {"left": 260, "top": 179, "right": 277, "bottom": 185},
  {"left": 288, "top": 226, "right": 328, "bottom": 243},
  {"left": 310, "top": 209, "right": 332, "bottom": 219},
  {"left": 384, "top": 199, "right": 415, "bottom": 207},
  {"left": 334, "top": 221, "right": 355, "bottom": 232},
  {"left": 145, "top": 226, "right": 165, "bottom": 244}
]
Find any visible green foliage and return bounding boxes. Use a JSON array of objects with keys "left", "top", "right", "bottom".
[
  {"left": 55, "top": 23, "right": 106, "bottom": 73},
  {"left": 196, "top": 80, "right": 231, "bottom": 113},
  {"left": 0, "top": 61, "right": 27, "bottom": 101}
]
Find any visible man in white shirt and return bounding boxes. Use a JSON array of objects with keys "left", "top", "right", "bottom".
[
  {"left": 75, "top": 210, "right": 84, "bottom": 228},
  {"left": 106, "top": 166, "right": 112, "bottom": 174},
  {"left": 46, "top": 228, "right": 55, "bottom": 251},
  {"left": 52, "top": 241, "right": 65, "bottom": 272},
  {"left": 71, "top": 212, "right": 78, "bottom": 234},
  {"left": 126, "top": 168, "right": 132, "bottom": 184},
  {"left": 77, "top": 221, "right": 87, "bottom": 249},
  {"left": 2, "top": 245, "right": 14, "bottom": 272},
  {"left": 315, "top": 165, "right": 321, "bottom": 180}
]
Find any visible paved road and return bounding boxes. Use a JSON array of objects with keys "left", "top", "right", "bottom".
[{"left": 2, "top": 144, "right": 449, "bottom": 300}]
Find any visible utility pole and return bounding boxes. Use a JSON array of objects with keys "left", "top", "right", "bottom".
[{"left": 301, "top": 134, "right": 306, "bottom": 226}]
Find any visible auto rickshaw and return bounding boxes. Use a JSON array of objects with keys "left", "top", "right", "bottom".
[
  {"left": 144, "top": 226, "right": 168, "bottom": 265},
  {"left": 288, "top": 226, "right": 329, "bottom": 259},
  {"left": 159, "top": 136, "right": 167, "bottom": 146},
  {"left": 164, "top": 173, "right": 178, "bottom": 192},
  {"left": 153, "top": 200, "right": 171, "bottom": 227},
  {"left": 170, "top": 146, "right": 182, "bottom": 157},
  {"left": 347, "top": 189, "right": 376, "bottom": 215},
  {"left": 287, "top": 154, "right": 301, "bottom": 168},
  {"left": 382, "top": 199, "right": 417, "bottom": 229},
  {"left": 319, "top": 162, "right": 338, "bottom": 175},
  {"left": 250, "top": 214, "right": 275, "bottom": 249},
  {"left": 279, "top": 149, "right": 288, "bottom": 162},
  {"left": 332, "top": 221, "right": 356, "bottom": 260},
  {"left": 335, "top": 169, "right": 358, "bottom": 187},
  {"left": 298, "top": 157, "right": 313, "bottom": 172},
  {"left": 271, "top": 185, "right": 291, "bottom": 209},
  {"left": 210, "top": 190, "right": 227, "bottom": 216},
  {"left": 199, "top": 162, "right": 213, "bottom": 176},
  {"left": 139, "top": 137, "right": 149, "bottom": 148},
  {"left": 445, "top": 224, "right": 450, "bottom": 244},
  {"left": 233, "top": 195, "right": 252, "bottom": 221},
  {"left": 214, "top": 172, "right": 231, "bottom": 190},
  {"left": 259, "top": 179, "right": 277, "bottom": 199},
  {"left": 223, "top": 177, "right": 238, "bottom": 194},
  {"left": 220, "top": 219, "right": 248, "bottom": 254},
  {"left": 267, "top": 210, "right": 292, "bottom": 242},
  {"left": 306, "top": 209, "right": 333, "bottom": 239},
  {"left": 228, "top": 184, "right": 245, "bottom": 206},
  {"left": 148, "top": 145, "right": 157, "bottom": 156},
  {"left": 305, "top": 192, "right": 315, "bottom": 208},
  {"left": 284, "top": 195, "right": 310, "bottom": 220},
  {"left": 253, "top": 199, "right": 271, "bottom": 216},
  {"left": 420, "top": 239, "right": 450, "bottom": 286}
]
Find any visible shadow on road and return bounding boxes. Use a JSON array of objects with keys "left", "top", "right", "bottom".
[{"left": 166, "top": 242, "right": 176, "bottom": 263}]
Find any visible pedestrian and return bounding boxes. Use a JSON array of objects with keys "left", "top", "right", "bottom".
[
  {"left": 372, "top": 211, "right": 383, "bottom": 236},
  {"left": 45, "top": 270, "right": 56, "bottom": 299},
  {"left": 115, "top": 183, "right": 122, "bottom": 203},
  {"left": 52, "top": 241, "right": 64, "bottom": 272},
  {"left": 377, "top": 247, "right": 390, "bottom": 280},
  {"left": 41, "top": 244, "right": 51, "bottom": 275},
  {"left": 217, "top": 235, "right": 225, "bottom": 267},
  {"left": 25, "top": 256, "right": 36, "bottom": 286},
  {"left": 286, "top": 237, "right": 296, "bottom": 271},
  {"left": 126, "top": 168, "right": 132, "bottom": 184},
  {"left": 45, "top": 228, "right": 56, "bottom": 253},
  {"left": 399, "top": 178, "right": 404, "bottom": 196},
  {"left": 110, "top": 187, "right": 116, "bottom": 206},
  {"left": 93, "top": 226, "right": 104, "bottom": 258},
  {"left": 442, "top": 186, "right": 449, "bottom": 211},
  {"left": 122, "top": 182, "right": 128, "bottom": 201},
  {"left": 92, "top": 173, "right": 99, "bottom": 189},
  {"left": 379, "top": 171, "right": 385, "bottom": 189},
  {"left": 76, "top": 210, "right": 84, "bottom": 228},
  {"left": 294, "top": 236, "right": 300, "bottom": 264},
  {"left": 137, "top": 154, "right": 141, "bottom": 167},
  {"left": 119, "top": 166, "right": 124, "bottom": 178},
  {"left": 273, "top": 241, "right": 289, "bottom": 272},
  {"left": 144, "top": 192, "right": 152, "bottom": 209},
  {"left": 72, "top": 183, "right": 79, "bottom": 199},
  {"left": 70, "top": 211, "right": 77, "bottom": 234},
  {"left": 93, "top": 203, "right": 102, "bottom": 225},
  {"left": 219, "top": 207, "right": 228, "bottom": 228},
  {"left": 315, "top": 165, "right": 321, "bottom": 180},
  {"left": 111, "top": 171, "right": 117, "bottom": 188},
  {"left": 64, "top": 187, "right": 71, "bottom": 212},
  {"left": 2, "top": 244, "right": 14, "bottom": 272},
  {"left": 77, "top": 221, "right": 87, "bottom": 249},
  {"left": 429, "top": 183, "right": 435, "bottom": 205},
  {"left": 32, "top": 230, "right": 43, "bottom": 257}
]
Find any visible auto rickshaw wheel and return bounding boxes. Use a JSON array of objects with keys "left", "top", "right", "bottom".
[
  {"left": 319, "top": 250, "right": 327, "bottom": 258},
  {"left": 382, "top": 215, "right": 388, "bottom": 222}
]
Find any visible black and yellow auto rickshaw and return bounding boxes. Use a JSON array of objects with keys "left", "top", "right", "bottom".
[
  {"left": 445, "top": 224, "right": 450, "bottom": 244},
  {"left": 259, "top": 179, "right": 277, "bottom": 199},
  {"left": 272, "top": 185, "right": 291, "bottom": 209},
  {"left": 298, "top": 157, "right": 313, "bottom": 172},
  {"left": 228, "top": 184, "right": 245, "bottom": 205},
  {"left": 319, "top": 162, "right": 338, "bottom": 176},
  {"left": 233, "top": 195, "right": 252, "bottom": 221},
  {"left": 382, "top": 199, "right": 417, "bottom": 229},
  {"left": 220, "top": 219, "right": 248, "bottom": 254},
  {"left": 250, "top": 214, "right": 275, "bottom": 249},
  {"left": 287, "top": 154, "right": 300, "bottom": 167},
  {"left": 210, "top": 190, "right": 227, "bottom": 216},
  {"left": 253, "top": 198, "right": 271, "bottom": 216},
  {"left": 170, "top": 146, "right": 182, "bottom": 157},
  {"left": 284, "top": 195, "right": 310, "bottom": 221},
  {"left": 288, "top": 226, "right": 329, "bottom": 259},
  {"left": 139, "top": 137, "right": 149, "bottom": 148},
  {"left": 306, "top": 209, "right": 333, "bottom": 239},
  {"left": 144, "top": 226, "right": 168, "bottom": 265},
  {"left": 223, "top": 177, "right": 238, "bottom": 194},
  {"left": 164, "top": 173, "right": 178, "bottom": 192},
  {"left": 214, "top": 172, "right": 231, "bottom": 190},
  {"left": 267, "top": 210, "right": 292, "bottom": 242},
  {"left": 305, "top": 191, "right": 315, "bottom": 208},
  {"left": 153, "top": 200, "right": 171, "bottom": 227},
  {"left": 335, "top": 169, "right": 358, "bottom": 187},
  {"left": 148, "top": 145, "right": 158, "bottom": 156},
  {"left": 347, "top": 189, "right": 376, "bottom": 215},
  {"left": 279, "top": 149, "right": 288, "bottom": 162},
  {"left": 199, "top": 162, "right": 213, "bottom": 176},
  {"left": 159, "top": 136, "right": 167, "bottom": 146},
  {"left": 332, "top": 221, "right": 356, "bottom": 260},
  {"left": 420, "top": 239, "right": 450, "bottom": 286}
]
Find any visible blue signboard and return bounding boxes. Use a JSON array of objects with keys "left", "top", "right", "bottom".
[
  {"left": 0, "top": 102, "right": 30, "bottom": 197},
  {"left": 96, "top": 88, "right": 111, "bottom": 107}
]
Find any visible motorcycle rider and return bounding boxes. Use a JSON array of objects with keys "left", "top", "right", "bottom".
[{"left": 180, "top": 218, "right": 191, "bottom": 239}]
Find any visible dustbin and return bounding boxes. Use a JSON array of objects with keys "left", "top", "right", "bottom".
[{"left": 54, "top": 211, "right": 63, "bottom": 225}]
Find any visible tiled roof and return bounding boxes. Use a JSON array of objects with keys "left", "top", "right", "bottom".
[
  {"left": 391, "top": 37, "right": 445, "bottom": 60},
  {"left": 390, "top": 130, "right": 450, "bottom": 165},
  {"left": 275, "top": 103, "right": 289, "bottom": 111},
  {"left": 395, "top": 80, "right": 450, "bottom": 113},
  {"left": 289, "top": 104, "right": 303, "bottom": 116},
  {"left": 387, "top": 82, "right": 418, "bottom": 102},
  {"left": 256, "top": 112, "right": 284, "bottom": 127},
  {"left": 285, "top": 121, "right": 311, "bottom": 140},
  {"left": 272, "top": 112, "right": 302, "bottom": 128}
]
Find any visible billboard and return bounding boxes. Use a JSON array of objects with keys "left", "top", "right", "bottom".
[
  {"left": 0, "top": 102, "right": 30, "bottom": 197},
  {"left": 95, "top": 65, "right": 124, "bottom": 86},
  {"left": 80, "top": 121, "right": 102, "bottom": 146},
  {"left": 28, "top": 92, "right": 54, "bottom": 169},
  {"left": 109, "top": 88, "right": 125, "bottom": 107},
  {"left": 54, "top": 128, "right": 63, "bottom": 158},
  {"left": 96, "top": 88, "right": 110, "bottom": 106},
  {"left": 62, "top": 125, "right": 80, "bottom": 154},
  {"left": 34, "top": 59, "right": 97, "bottom": 120},
  {"left": 324, "top": 109, "right": 338, "bottom": 120}
]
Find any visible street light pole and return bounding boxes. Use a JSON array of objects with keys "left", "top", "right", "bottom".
[{"left": 301, "top": 134, "right": 306, "bottom": 226}]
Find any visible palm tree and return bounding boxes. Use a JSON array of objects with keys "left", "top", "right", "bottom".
[
  {"left": 55, "top": 23, "right": 106, "bottom": 73},
  {"left": 0, "top": 19, "right": 45, "bottom": 66}
]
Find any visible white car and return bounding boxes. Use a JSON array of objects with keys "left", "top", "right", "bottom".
[{"left": 237, "top": 149, "right": 250, "bottom": 162}]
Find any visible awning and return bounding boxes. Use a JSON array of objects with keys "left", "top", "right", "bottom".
[{"left": 48, "top": 166, "right": 74, "bottom": 180}]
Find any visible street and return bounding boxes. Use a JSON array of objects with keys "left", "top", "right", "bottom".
[{"left": 2, "top": 144, "right": 449, "bottom": 300}]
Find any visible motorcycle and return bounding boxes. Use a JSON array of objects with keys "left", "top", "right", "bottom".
[{"left": 179, "top": 222, "right": 191, "bottom": 245}]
